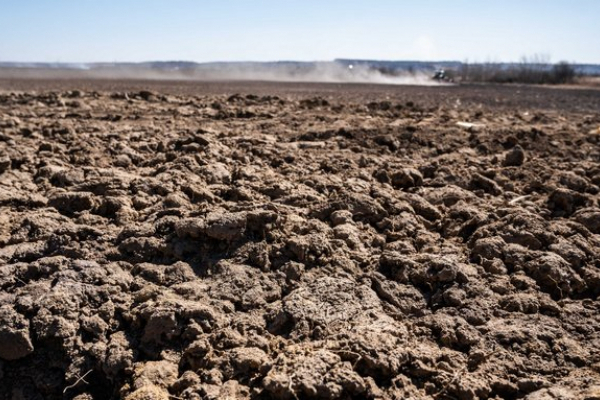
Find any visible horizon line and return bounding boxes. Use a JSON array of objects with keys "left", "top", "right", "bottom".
[{"left": 1, "top": 58, "right": 599, "bottom": 66}]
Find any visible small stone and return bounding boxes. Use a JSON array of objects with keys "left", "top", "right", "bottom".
[{"left": 503, "top": 145, "right": 525, "bottom": 166}]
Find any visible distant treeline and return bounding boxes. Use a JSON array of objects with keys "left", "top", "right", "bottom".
[
  {"left": 455, "top": 59, "right": 577, "bottom": 85},
  {"left": 348, "top": 56, "right": 592, "bottom": 85}
]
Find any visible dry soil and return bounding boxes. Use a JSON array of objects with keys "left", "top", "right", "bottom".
[{"left": 1, "top": 79, "right": 600, "bottom": 400}]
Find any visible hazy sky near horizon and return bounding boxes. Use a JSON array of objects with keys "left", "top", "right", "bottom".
[{"left": 1, "top": 0, "right": 599, "bottom": 64}]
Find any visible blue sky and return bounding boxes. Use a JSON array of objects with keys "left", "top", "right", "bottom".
[{"left": 1, "top": 0, "right": 598, "bottom": 63}]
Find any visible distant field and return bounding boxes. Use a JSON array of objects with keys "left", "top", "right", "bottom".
[{"left": 1, "top": 76, "right": 600, "bottom": 112}]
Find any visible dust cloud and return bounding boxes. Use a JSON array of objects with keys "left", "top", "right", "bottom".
[
  {"left": 0, "top": 61, "right": 444, "bottom": 86},
  {"left": 188, "top": 62, "right": 442, "bottom": 85}
]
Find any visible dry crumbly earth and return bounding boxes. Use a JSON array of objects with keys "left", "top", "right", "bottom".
[{"left": 1, "top": 79, "right": 600, "bottom": 400}]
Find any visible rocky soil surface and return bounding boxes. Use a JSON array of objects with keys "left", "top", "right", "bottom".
[{"left": 1, "top": 80, "right": 600, "bottom": 399}]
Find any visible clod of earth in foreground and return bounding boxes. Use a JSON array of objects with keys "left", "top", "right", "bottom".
[
  {"left": 503, "top": 144, "right": 526, "bottom": 166},
  {"left": 0, "top": 306, "right": 34, "bottom": 361}
]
